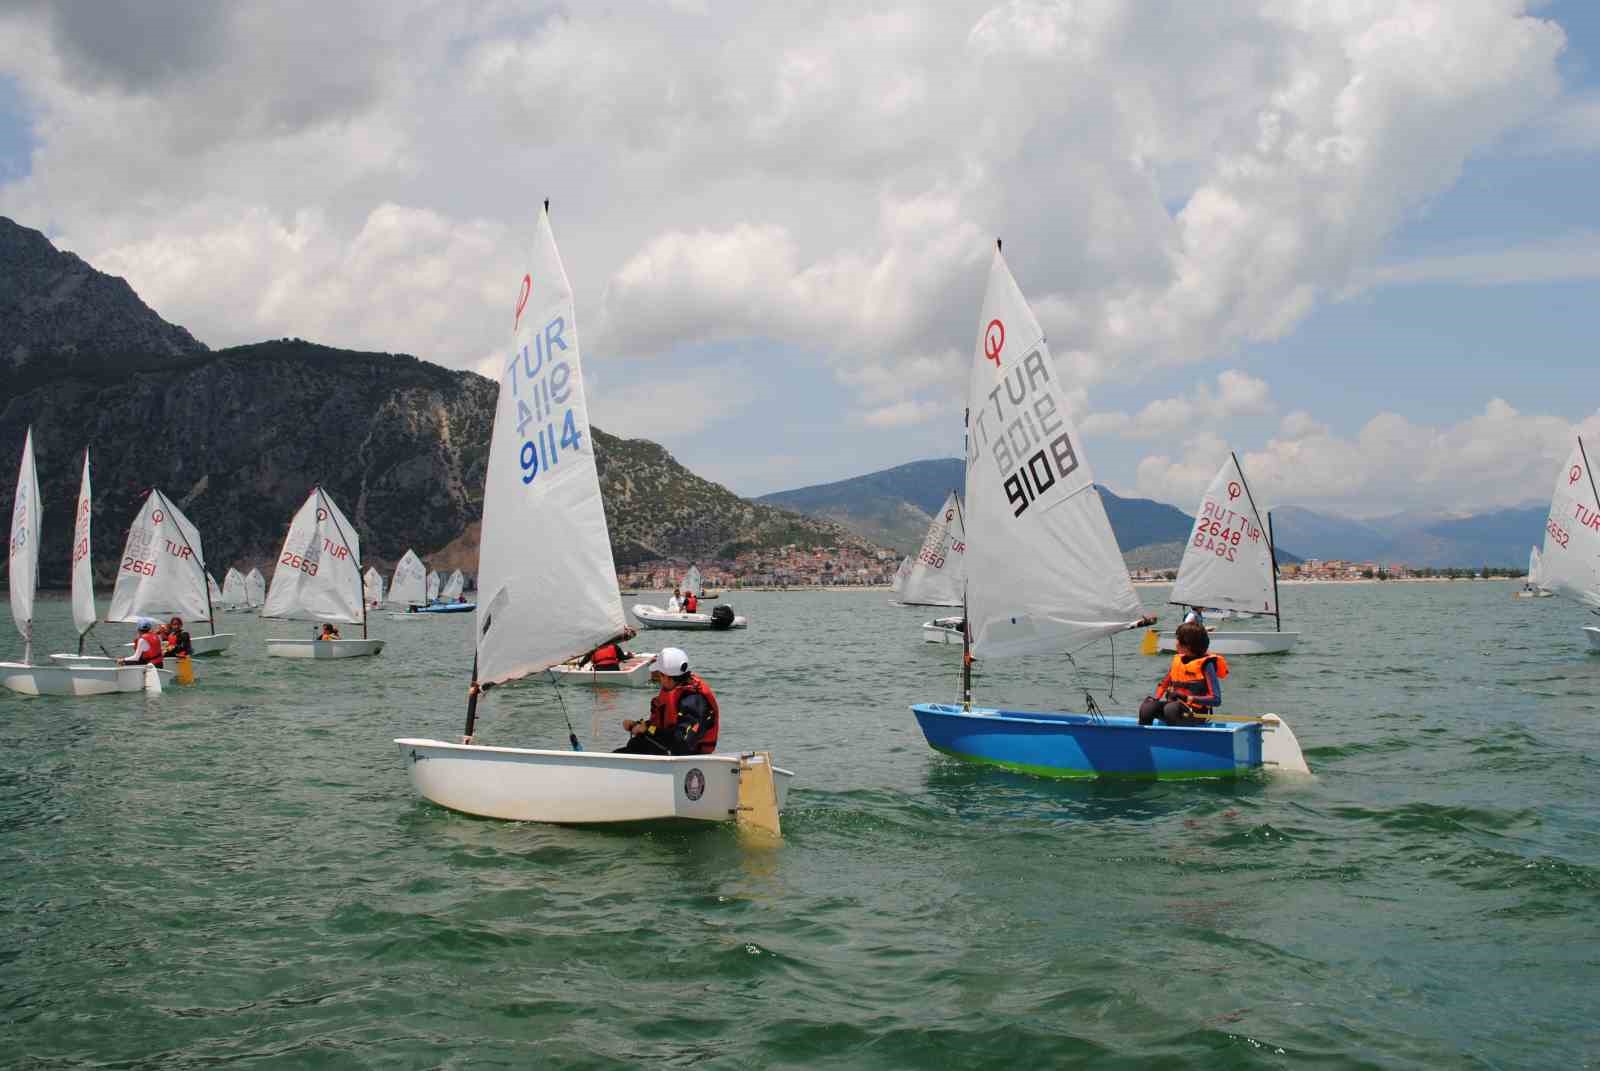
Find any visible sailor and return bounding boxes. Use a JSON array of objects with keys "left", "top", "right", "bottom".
[
  {"left": 615, "top": 647, "right": 719, "bottom": 755},
  {"left": 318, "top": 623, "right": 342, "bottom": 641},
  {"left": 667, "top": 587, "right": 683, "bottom": 613},
  {"left": 1139, "top": 621, "right": 1227, "bottom": 727},
  {"left": 1181, "top": 606, "right": 1205, "bottom": 627},
  {"left": 119, "top": 619, "right": 164, "bottom": 668},
  {"left": 163, "top": 616, "right": 193, "bottom": 659},
  {"left": 581, "top": 626, "right": 638, "bottom": 672},
  {"left": 682, "top": 589, "right": 699, "bottom": 614}
]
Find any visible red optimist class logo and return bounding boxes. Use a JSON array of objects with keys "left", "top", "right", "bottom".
[
  {"left": 984, "top": 319, "right": 1005, "bottom": 367},
  {"left": 514, "top": 274, "right": 532, "bottom": 331},
  {"left": 1571, "top": 464, "right": 1584, "bottom": 486},
  {"left": 1227, "top": 481, "right": 1241, "bottom": 501}
]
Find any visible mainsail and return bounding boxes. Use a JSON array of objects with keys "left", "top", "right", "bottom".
[
  {"left": 890, "top": 556, "right": 911, "bottom": 594},
  {"left": 71, "top": 450, "right": 96, "bottom": 640},
  {"left": 390, "top": 549, "right": 426, "bottom": 606},
  {"left": 1541, "top": 436, "right": 1600, "bottom": 611},
  {"left": 441, "top": 569, "right": 465, "bottom": 601},
  {"left": 427, "top": 571, "right": 441, "bottom": 602},
  {"left": 207, "top": 573, "right": 224, "bottom": 607},
  {"left": 474, "top": 204, "right": 626, "bottom": 686},
  {"left": 221, "top": 567, "right": 247, "bottom": 609},
  {"left": 898, "top": 491, "right": 966, "bottom": 607},
  {"left": 964, "top": 248, "right": 1145, "bottom": 659},
  {"left": 1527, "top": 545, "right": 1544, "bottom": 591},
  {"left": 244, "top": 568, "right": 266, "bottom": 608},
  {"left": 107, "top": 490, "right": 213, "bottom": 624},
  {"left": 683, "top": 565, "right": 703, "bottom": 595},
  {"left": 8, "top": 429, "right": 40, "bottom": 663},
  {"left": 262, "top": 487, "right": 366, "bottom": 625},
  {"left": 364, "top": 567, "right": 386, "bottom": 606},
  {"left": 1169, "top": 453, "right": 1277, "bottom": 616}
]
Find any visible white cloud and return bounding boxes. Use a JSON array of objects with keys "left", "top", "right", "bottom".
[
  {"left": 856, "top": 399, "right": 946, "bottom": 428},
  {"left": 1137, "top": 401, "right": 1600, "bottom": 515},
  {"left": 1087, "top": 369, "right": 1275, "bottom": 440},
  {"left": 1359, "top": 230, "right": 1600, "bottom": 289}
]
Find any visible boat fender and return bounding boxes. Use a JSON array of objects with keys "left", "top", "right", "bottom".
[{"left": 710, "top": 605, "right": 735, "bottom": 630}]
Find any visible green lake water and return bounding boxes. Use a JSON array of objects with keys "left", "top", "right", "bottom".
[{"left": 2, "top": 582, "right": 1597, "bottom": 1068}]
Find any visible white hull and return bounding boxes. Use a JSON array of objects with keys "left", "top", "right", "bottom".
[
  {"left": 922, "top": 617, "right": 964, "bottom": 644},
  {"left": 1585, "top": 626, "right": 1600, "bottom": 652},
  {"left": 547, "top": 654, "right": 657, "bottom": 689},
  {"left": 1157, "top": 631, "right": 1300, "bottom": 655},
  {"left": 1512, "top": 590, "right": 1554, "bottom": 599},
  {"left": 395, "top": 738, "right": 792, "bottom": 824},
  {"left": 266, "top": 638, "right": 386, "bottom": 659},
  {"left": 631, "top": 604, "right": 748, "bottom": 630},
  {"left": 111, "top": 632, "right": 236, "bottom": 657},
  {"left": 0, "top": 662, "right": 167, "bottom": 696}
]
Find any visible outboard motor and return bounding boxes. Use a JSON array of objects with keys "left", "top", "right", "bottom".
[{"left": 710, "top": 605, "right": 735, "bottom": 631}]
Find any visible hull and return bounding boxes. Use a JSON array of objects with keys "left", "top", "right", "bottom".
[
  {"left": 0, "top": 662, "right": 167, "bottom": 696},
  {"left": 922, "top": 616, "right": 963, "bottom": 644},
  {"left": 395, "top": 738, "right": 793, "bottom": 824},
  {"left": 1513, "top": 590, "right": 1555, "bottom": 599},
  {"left": 266, "top": 638, "right": 386, "bottom": 659},
  {"left": 1157, "top": 630, "right": 1300, "bottom": 655},
  {"left": 910, "top": 704, "right": 1309, "bottom": 779},
  {"left": 547, "top": 654, "right": 657, "bottom": 689},
  {"left": 1586, "top": 626, "right": 1600, "bottom": 652},
  {"left": 631, "top": 604, "right": 748, "bottom": 630},
  {"left": 112, "top": 632, "right": 235, "bottom": 657}
]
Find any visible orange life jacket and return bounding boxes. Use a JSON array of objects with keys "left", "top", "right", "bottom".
[
  {"left": 1161, "top": 653, "right": 1228, "bottom": 709},
  {"left": 592, "top": 643, "right": 622, "bottom": 670}
]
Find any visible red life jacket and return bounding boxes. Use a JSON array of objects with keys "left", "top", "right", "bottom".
[
  {"left": 592, "top": 643, "right": 622, "bottom": 670},
  {"left": 664, "top": 674, "right": 719, "bottom": 753},
  {"left": 683, "top": 593, "right": 698, "bottom": 613},
  {"left": 133, "top": 632, "right": 164, "bottom": 667}
]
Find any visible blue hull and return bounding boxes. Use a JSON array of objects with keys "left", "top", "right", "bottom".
[
  {"left": 407, "top": 603, "right": 477, "bottom": 615},
  {"left": 911, "top": 704, "right": 1262, "bottom": 780}
]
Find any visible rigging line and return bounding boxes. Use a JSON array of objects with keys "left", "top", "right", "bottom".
[{"left": 546, "top": 669, "right": 583, "bottom": 751}]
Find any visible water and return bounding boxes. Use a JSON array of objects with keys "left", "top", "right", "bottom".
[{"left": 3, "top": 583, "right": 1597, "bottom": 1069}]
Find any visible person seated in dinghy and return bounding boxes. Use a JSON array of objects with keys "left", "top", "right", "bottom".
[
  {"left": 1139, "top": 621, "right": 1227, "bottom": 728},
  {"left": 667, "top": 587, "right": 684, "bottom": 613},
  {"left": 614, "top": 647, "right": 719, "bottom": 755},
  {"left": 318, "top": 623, "right": 341, "bottom": 642},
  {"left": 682, "top": 589, "right": 699, "bottom": 614},
  {"left": 163, "top": 617, "right": 193, "bottom": 659},
  {"left": 119, "top": 619, "right": 164, "bottom": 668},
  {"left": 578, "top": 627, "right": 638, "bottom": 673}
]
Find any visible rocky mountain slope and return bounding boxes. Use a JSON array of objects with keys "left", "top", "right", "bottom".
[{"left": 0, "top": 217, "right": 876, "bottom": 589}]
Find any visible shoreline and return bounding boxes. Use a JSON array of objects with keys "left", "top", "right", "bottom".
[{"left": 617, "top": 576, "right": 1525, "bottom": 595}]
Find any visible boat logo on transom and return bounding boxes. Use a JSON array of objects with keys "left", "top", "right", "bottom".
[{"left": 684, "top": 768, "right": 705, "bottom": 801}]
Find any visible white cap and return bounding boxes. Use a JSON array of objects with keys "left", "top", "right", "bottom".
[
  {"left": 137, "top": 617, "right": 155, "bottom": 631},
  {"left": 653, "top": 647, "right": 689, "bottom": 677}
]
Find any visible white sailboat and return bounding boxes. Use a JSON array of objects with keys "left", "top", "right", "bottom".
[
  {"left": 426, "top": 570, "right": 441, "bottom": 602},
  {"left": 389, "top": 549, "right": 426, "bottom": 606},
  {"left": 262, "top": 486, "right": 384, "bottom": 658},
  {"left": 91, "top": 489, "right": 235, "bottom": 657},
  {"left": 900, "top": 491, "right": 965, "bottom": 608},
  {"left": 1539, "top": 435, "right": 1600, "bottom": 652},
  {"left": 1158, "top": 453, "right": 1299, "bottom": 655},
  {"left": 910, "top": 243, "right": 1308, "bottom": 778},
  {"left": 397, "top": 203, "right": 790, "bottom": 827},
  {"left": 441, "top": 568, "right": 465, "bottom": 601},
  {"left": 2, "top": 440, "right": 162, "bottom": 695},
  {"left": 244, "top": 567, "right": 266, "bottom": 608},
  {"left": 1515, "top": 545, "right": 1554, "bottom": 598},
  {"left": 220, "top": 567, "right": 248, "bottom": 610},
  {"left": 364, "top": 566, "right": 386, "bottom": 608}
]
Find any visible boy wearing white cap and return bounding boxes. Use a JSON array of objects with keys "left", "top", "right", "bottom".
[
  {"left": 614, "top": 646, "right": 720, "bottom": 755},
  {"left": 119, "top": 619, "right": 164, "bottom": 668}
]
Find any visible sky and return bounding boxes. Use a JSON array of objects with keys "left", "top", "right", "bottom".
[{"left": 1, "top": 0, "right": 1597, "bottom": 518}]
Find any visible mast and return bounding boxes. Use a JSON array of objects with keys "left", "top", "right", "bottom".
[{"left": 955, "top": 491, "right": 972, "bottom": 710}]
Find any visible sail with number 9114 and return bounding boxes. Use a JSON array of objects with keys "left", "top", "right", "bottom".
[{"left": 473, "top": 205, "right": 626, "bottom": 686}]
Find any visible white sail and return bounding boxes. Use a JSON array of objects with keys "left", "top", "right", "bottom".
[
  {"left": 207, "top": 572, "right": 223, "bottom": 607},
  {"left": 684, "top": 565, "right": 703, "bottom": 595},
  {"left": 441, "top": 569, "right": 465, "bottom": 601},
  {"left": 891, "top": 556, "right": 912, "bottom": 594},
  {"left": 221, "top": 567, "right": 247, "bottom": 608},
  {"left": 71, "top": 450, "right": 97, "bottom": 638},
  {"left": 262, "top": 487, "right": 365, "bottom": 624},
  {"left": 475, "top": 205, "right": 626, "bottom": 686},
  {"left": 1168, "top": 453, "right": 1277, "bottom": 616},
  {"left": 1527, "top": 545, "right": 1544, "bottom": 590},
  {"left": 8, "top": 429, "right": 40, "bottom": 660},
  {"left": 107, "top": 490, "right": 212, "bottom": 623},
  {"left": 964, "top": 248, "right": 1145, "bottom": 659},
  {"left": 390, "top": 549, "right": 426, "bottom": 606},
  {"left": 427, "top": 571, "right": 441, "bottom": 601},
  {"left": 899, "top": 491, "right": 966, "bottom": 607},
  {"left": 1541, "top": 436, "right": 1600, "bottom": 611},
  {"left": 364, "top": 566, "right": 386, "bottom": 606},
  {"left": 245, "top": 568, "right": 266, "bottom": 608}
]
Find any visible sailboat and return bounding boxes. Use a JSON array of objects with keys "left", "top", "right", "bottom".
[
  {"left": 2, "top": 438, "right": 164, "bottom": 696},
  {"left": 910, "top": 244, "right": 1309, "bottom": 778},
  {"left": 396, "top": 203, "right": 790, "bottom": 827},
  {"left": 262, "top": 486, "right": 384, "bottom": 658},
  {"left": 364, "top": 566, "right": 386, "bottom": 608},
  {"left": 1514, "top": 545, "right": 1554, "bottom": 598},
  {"left": 895, "top": 490, "right": 968, "bottom": 642},
  {"left": 220, "top": 567, "right": 248, "bottom": 610},
  {"left": 426, "top": 570, "right": 441, "bottom": 602},
  {"left": 1156, "top": 453, "right": 1299, "bottom": 655},
  {"left": 244, "top": 567, "right": 266, "bottom": 608},
  {"left": 890, "top": 556, "right": 911, "bottom": 596},
  {"left": 386, "top": 548, "right": 429, "bottom": 618},
  {"left": 1539, "top": 435, "right": 1600, "bottom": 652},
  {"left": 78, "top": 489, "right": 236, "bottom": 659}
]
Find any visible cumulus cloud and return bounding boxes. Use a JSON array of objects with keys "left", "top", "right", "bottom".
[
  {"left": 1087, "top": 369, "right": 1275, "bottom": 440},
  {"left": 1137, "top": 402, "right": 1600, "bottom": 515}
]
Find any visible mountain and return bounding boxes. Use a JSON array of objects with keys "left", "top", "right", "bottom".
[
  {"left": 0, "top": 217, "right": 878, "bottom": 589},
  {"left": 1266, "top": 506, "right": 1392, "bottom": 562},
  {"left": 1270, "top": 504, "right": 1542, "bottom": 568}
]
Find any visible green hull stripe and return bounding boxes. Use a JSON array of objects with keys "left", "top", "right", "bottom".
[{"left": 928, "top": 743, "right": 1250, "bottom": 781}]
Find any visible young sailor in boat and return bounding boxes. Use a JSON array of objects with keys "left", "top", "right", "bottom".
[
  {"left": 163, "top": 617, "right": 193, "bottom": 659},
  {"left": 119, "top": 619, "right": 164, "bottom": 668},
  {"left": 615, "top": 647, "right": 719, "bottom": 755},
  {"left": 682, "top": 590, "right": 699, "bottom": 613},
  {"left": 667, "top": 587, "right": 683, "bottom": 613},
  {"left": 1181, "top": 606, "right": 1205, "bottom": 627},
  {"left": 1139, "top": 621, "right": 1228, "bottom": 727},
  {"left": 578, "top": 627, "right": 638, "bottom": 672},
  {"left": 318, "top": 623, "right": 342, "bottom": 641}
]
